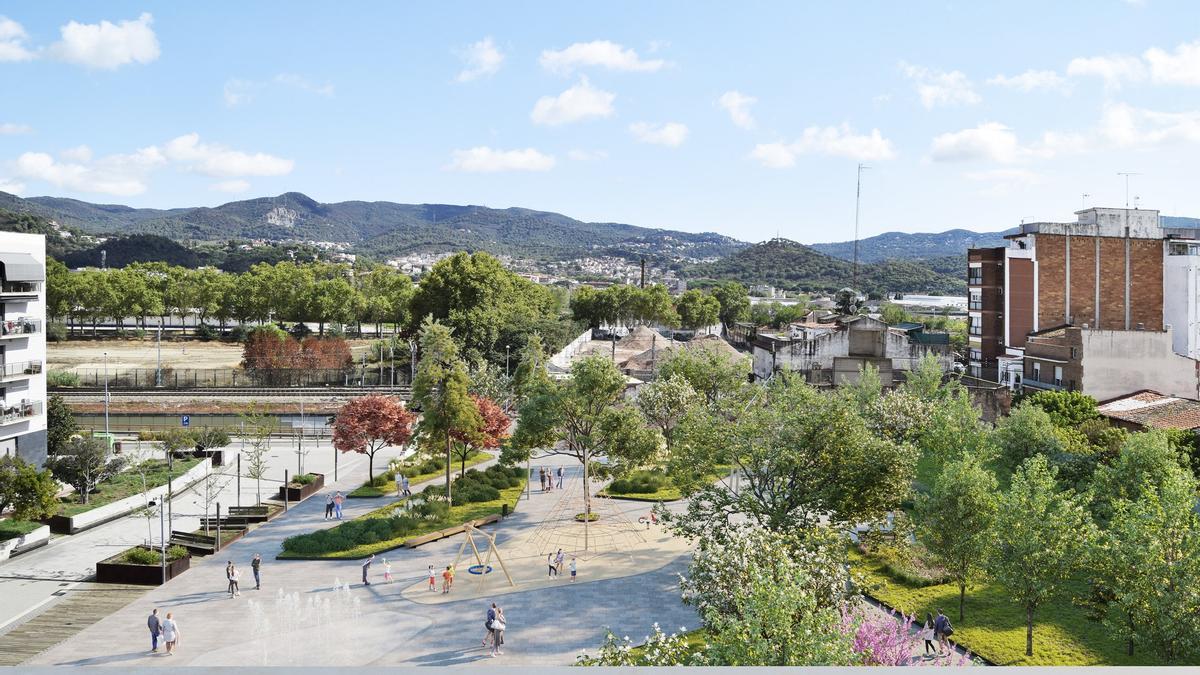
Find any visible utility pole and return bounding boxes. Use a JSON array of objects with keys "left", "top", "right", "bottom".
[
  {"left": 103, "top": 352, "right": 110, "bottom": 439},
  {"left": 1117, "top": 172, "right": 1141, "bottom": 208},
  {"left": 505, "top": 345, "right": 512, "bottom": 378},
  {"left": 156, "top": 323, "right": 163, "bottom": 387},
  {"left": 853, "top": 163, "right": 871, "bottom": 291},
  {"left": 1081, "top": 193, "right": 1090, "bottom": 210}
]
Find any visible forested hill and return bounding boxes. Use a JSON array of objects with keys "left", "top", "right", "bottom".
[
  {"left": 0, "top": 190, "right": 745, "bottom": 262},
  {"left": 687, "top": 238, "right": 967, "bottom": 295},
  {"left": 810, "top": 228, "right": 1016, "bottom": 262}
]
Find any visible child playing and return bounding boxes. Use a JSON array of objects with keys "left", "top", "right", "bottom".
[
  {"left": 428, "top": 565, "right": 436, "bottom": 591},
  {"left": 382, "top": 558, "right": 392, "bottom": 583}
]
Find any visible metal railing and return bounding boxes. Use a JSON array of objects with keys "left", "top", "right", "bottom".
[
  {"left": 0, "top": 317, "right": 41, "bottom": 336},
  {"left": 0, "top": 399, "right": 42, "bottom": 425},
  {"left": 0, "top": 281, "right": 39, "bottom": 295},
  {"left": 0, "top": 360, "right": 42, "bottom": 378}
]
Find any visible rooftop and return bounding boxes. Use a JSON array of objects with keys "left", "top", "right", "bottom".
[{"left": 1097, "top": 390, "right": 1200, "bottom": 431}]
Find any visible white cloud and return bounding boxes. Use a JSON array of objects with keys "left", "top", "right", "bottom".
[
  {"left": 0, "top": 16, "right": 34, "bottom": 62},
  {"left": 1144, "top": 40, "right": 1200, "bottom": 86},
  {"left": 0, "top": 122, "right": 31, "bottom": 135},
  {"left": 49, "top": 12, "right": 159, "bottom": 70},
  {"left": 224, "top": 74, "right": 334, "bottom": 107},
  {"left": 964, "top": 168, "right": 1044, "bottom": 197},
  {"left": 14, "top": 150, "right": 158, "bottom": 196},
  {"left": 899, "top": 62, "right": 981, "bottom": 109},
  {"left": 987, "top": 69, "right": 1068, "bottom": 92},
  {"left": 929, "top": 122, "right": 1021, "bottom": 163},
  {"left": 1066, "top": 54, "right": 1146, "bottom": 89},
  {"left": 0, "top": 178, "right": 25, "bottom": 195},
  {"left": 455, "top": 37, "right": 504, "bottom": 82},
  {"left": 211, "top": 179, "right": 251, "bottom": 193},
  {"left": 60, "top": 145, "right": 93, "bottom": 162},
  {"left": 629, "top": 121, "right": 689, "bottom": 147},
  {"left": 448, "top": 147, "right": 555, "bottom": 172},
  {"left": 539, "top": 40, "right": 665, "bottom": 74},
  {"left": 530, "top": 77, "right": 615, "bottom": 125},
  {"left": 751, "top": 124, "right": 896, "bottom": 168},
  {"left": 1098, "top": 102, "right": 1200, "bottom": 147},
  {"left": 567, "top": 149, "right": 608, "bottom": 161},
  {"left": 717, "top": 91, "right": 757, "bottom": 129},
  {"left": 163, "top": 133, "right": 294, "bottom": 177}
]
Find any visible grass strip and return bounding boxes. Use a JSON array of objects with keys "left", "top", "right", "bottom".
[
  {"left": 347, "top": 452, "right": 489, "bottom": 498},
  {"left": 0, "top": 519, "right": 42, "bottom": 541},
  {"left": 57, "top": 457, "right": 203, "bottom": 517}
]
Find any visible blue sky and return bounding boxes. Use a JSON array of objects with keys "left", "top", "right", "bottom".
[{"left": 3, "top": 1, "right": 1200, "bottom": 244}]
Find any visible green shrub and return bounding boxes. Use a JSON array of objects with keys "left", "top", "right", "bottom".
[
  {"left": 122, "top": 547, "right": 160, "bottom": 565},
  {"left": 228, "top": 326, "right": 249, "bottom": 342},
  {"left": 47, "top": 370, "right": 81, "bottom": 387},
  {"left": 292, "top": 473, "right": 317, "bottom": 486},
  {"left": 167, "top": 545, "right": 189, "bottom": 561},
  {"left": 47, "top": 322, "right": 68, "bottom": 342},
  {"left": 194, "top": 323, "right": 217, "bottom": 341}
]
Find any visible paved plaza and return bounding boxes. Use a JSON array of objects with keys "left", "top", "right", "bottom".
[{"left": 20, "top": 462, "right": 700, "bottom": 667}]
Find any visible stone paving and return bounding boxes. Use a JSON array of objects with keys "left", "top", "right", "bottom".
[{"left": 24, "top": 461, "right": 700, "bottom": 667}]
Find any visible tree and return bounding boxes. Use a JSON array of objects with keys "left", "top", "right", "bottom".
[
  {"left": 834, "top": 288, "right": 861, "bottom": 316},
  {"left": 449, "top": 395, "right": 510, "bottom": 476},
  {"left": 47, "top": 394, "right": 78, "bottom": 456},
  {"left": 511, "top": 333, "right": 550, "bottom": 408},
  {"left": 0, "top": 456, "right": 59, "bottom": 521},
  {"left": 569, "top": 286, "right": 605, "bottom": 330},
  {"left": 681, "top": 525, "right": 858, "bottom": 666},
  {"left": 1089, "top": 430, "right": 1188, "bottom": 526},
  {"left": 508, "top": 355, "right": 659, "bottom": 541},
  {"left": 1091, "top": 466, "right": 1200, "bottom": 661},
  {"left": 239, "top": 404, "right": 275, "bottom": 504},
  {"left": 636, "top": 374, "right": 699, "bottom": 455},
  {"left": 901, "top": 353, "right": 946, "bottom": 402},
  {"left": 332, "top": 394, "right": 416, "bottom": 483},
  {"left": 634, "top": 284, "right": 679, "bottom": 327},
  {"left": 986, "top": 455, "right": 1094, "bottom": 657},
  {"left": 1023, "top": 390, "right": 1100, "bottom": 427},
  {"left": 411, "top": 318, "right": 483, "bottom": 503},
  {"left": 656, "top": 343, "right": 749, "bottom": 406},
  {"left": 844, "top": 362, "right": 882, "bottom": 409},
  {"left": 711, "top": 281, "right": 750, "bottom": 329},
  {"left": 667, "top": 374, "right": 915, "bottom": 537},
  {"left": 675, "top": 289, "right": 720, "bottom": 331},
  {"left": 916, "top": 454, "right": 999, "bottom": 621},
  {"left": 990, "top": 403, "right": 1063, "bottom": 475},
  {"left": 192, "top": 427, "right": 232, "bottom": 454},
  {"left": 46, "top": 437, "right": 127, "bottom": 505}
]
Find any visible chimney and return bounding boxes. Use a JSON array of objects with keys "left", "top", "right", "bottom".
[{"left": 640, "top": 258, "right": 646, "bottom": 289}]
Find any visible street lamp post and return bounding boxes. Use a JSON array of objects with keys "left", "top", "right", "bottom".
[
  {"left": 156, "top": 323, "right": 163, "bottom": 387},
  {"left": 103, "top": 352, "right": 110, "bottom": 439},
  {"left": 505, "top": 344, "right": 512, "bottom": 378},
  {"left": 149, "top": 499, "right": 166, "bottom": 585}
]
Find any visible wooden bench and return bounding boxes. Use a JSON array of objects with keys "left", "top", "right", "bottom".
[
  {"left": 227, "top": 506, "right": 269, "bottom": 522},
  {"left": 402, "top": 514, "right": 502, "bottom": 548},
  {"left": 169, "top": 530, "right": 216, "bottom": 555},
  {"left": 199, "top": 516, "right": 258, "bottom": 528}
]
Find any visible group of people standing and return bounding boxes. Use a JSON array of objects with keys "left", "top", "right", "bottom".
[
  {"left": 545, "top": 548, "right": 577, "bottom": 581},
  {"left": 324, "top": 492, "right": 345, "bottom": 520},
  {"left": 538, "top": 466, "right": 564, "bottom": 492},
  {"left": 225, "top": 554, "right": 262, "bottom": 597}
]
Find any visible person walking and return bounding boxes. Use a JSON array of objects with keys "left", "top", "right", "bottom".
[
  {"left": 482, "top": 603, "right": 497, "bottom": 648},
  {"left": 933, "top": 608, "right": 953, "bottom": 657},
  {"left": 147, "top": 608, "right": 162, "bottom": 653},
  {"left": 554, "top": 549, "right": 565, "bottom": 577},
  {"left": 325, "top": 494, "right": 334, "bottom": 520},
  {"left": 569, "top": 556, "right": 577, "bottom": 582},
  {"left": 556, "top": 466, "right": 564, "bottom": 489},
  {"left": 362, "top": 554, "right": 375, "bottom": 586},
  {"left": 382, "top": 558, "right": 393, "bottom": 583},
  {"left": 225, "top": 561, "right": 234, "bottom": 596},
  {"left": 161, "top": 612, "right": 179, "bottom": 656},
  {"left": 251, "top": 553, "right": 262, "bottom": 590},
  {"left": 538, "top": 467, "right": 546, "bottom": 492},
  {"left": 490, "top": 605, "right": 506, "bottom": 657},
  {"left": 401, "top": 474, "right": 410, "bottom": 497},
  {"left": 427, "top": 564, "right": 437, "bottom": 591},
  {"left": 229, "top": 563, "right": 241, "bottom": 597},
  {"left": 921, "top": 612, "right": 936, "bottom": 657},
  {"left": 334, "top": 492, "right": 345, "bottom": 520},
  {"left": 546, "top": 552, "right": 558, "bottom": 578}
]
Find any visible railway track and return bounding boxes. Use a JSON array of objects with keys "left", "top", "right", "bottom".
[{"left": 52, "top": 386, "right": 412, "bottom": 397}]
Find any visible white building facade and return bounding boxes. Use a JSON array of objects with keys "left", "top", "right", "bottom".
[{"left": 0, "top": 233, "right": 47, "bottom": 467}]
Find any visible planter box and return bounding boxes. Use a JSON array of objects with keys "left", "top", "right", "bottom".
[
  {"left": 0, "top": 524, "right": 50, "bottom": 561},
  {"left": 48, "top": 458, "right": 212, "bottom": 534},
  {"left": 278, "top": 472, "right": 325, "bottom": 502},
  {"left": 96, "top": 546, "right": 191, "bottom": 585}
]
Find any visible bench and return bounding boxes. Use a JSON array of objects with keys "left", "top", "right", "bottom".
[
  {"left": 199, "top": 516, "right": 257, "bottom": 528},
  {"left": 402, "top": 514, "right": 501, "bottom": 549},
  {"left": 227, "top": 506, "right": 269, "bottom": 522},
  {"left": 169, "top": 530, "right": 217, "bottom": 555}
]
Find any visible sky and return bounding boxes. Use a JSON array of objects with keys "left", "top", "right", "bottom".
[{"left": 3, "top": 1, "right": 1200, "bottom": 244}]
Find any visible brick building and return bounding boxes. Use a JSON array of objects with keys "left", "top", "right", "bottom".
[{"left": 967, "top": 247, "right": 1004, "bottom": 380}]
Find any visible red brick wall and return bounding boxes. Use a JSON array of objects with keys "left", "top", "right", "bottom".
[
  {"left": 1098, "top": 238, "right": 1127, "bottom": 329},
  {"left": 1036, "top": 235, "right": 1067, "bottom": 328},
  {"left": 1130, "top": 238, "right": 1163, "bottom": 330},
  {"left": 1009, "top": 258, "right": 1035, "bottom": 348},
  {"left": 1068, "top": 236, "right": 1096, "bottom": 326}
]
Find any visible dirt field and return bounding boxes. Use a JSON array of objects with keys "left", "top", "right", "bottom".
[{"left": 48, "top": 339, "right": 377, "bottom": 372}]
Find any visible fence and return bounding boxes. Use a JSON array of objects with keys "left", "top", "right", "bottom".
[
  {"left": 75, "top": 412, "right": 334, "bottom": 437},
  {"left": 64, "top": 366, "right": 413, "bottom": 389}
]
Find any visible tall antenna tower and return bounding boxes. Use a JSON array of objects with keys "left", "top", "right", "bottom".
[
  {"left": 1117, "top": 172, "right": 1142, "bottom": 208},
  {"left": 852, "top": 163, "right": 871, "bottom": 290}
]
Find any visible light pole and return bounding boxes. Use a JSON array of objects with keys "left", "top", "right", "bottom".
[
  {"left": 149, "top": 499, "right": 166, "bottom": 584},
  {"left": 505, "top": 345, "right": 512, "bottom": 378},
  {"left": 103, "top": 352, "right": 110, "bottom": 439},
  {"left": 156, "top": 323, "right": 163, "bottom": 387}
]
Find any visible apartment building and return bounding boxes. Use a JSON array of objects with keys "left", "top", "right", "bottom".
[
  {"left": 966, "top": 247, "right": 1005, "bottom": 380},
  {"left": 0, "top": 233, "right": 47, "bottom": 467},
  {"left": 968, "top": 206, "right": 1200, "bottom": 400}
]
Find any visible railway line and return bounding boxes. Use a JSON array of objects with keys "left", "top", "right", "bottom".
[{"left": 52, "top": 386, "right": 412, "bottom": 398}]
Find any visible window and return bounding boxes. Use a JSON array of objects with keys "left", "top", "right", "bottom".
[
  {"left": 968, "top": 270, "right": 983, "bottom": 285},
  {"left": 1033, "top": 362, "right": 1041, "bottom": 382},
  {"left": 1069, "top": 347, "right": 1078, "bottom": 359},
  {"left": 1054, "top": 366, "right": 1063, "bottom": 387},
  {"left": 969, "top": 317, "right": 982, "bottom": 336},
  {"left": 969, "top": 349, "right": 982, "bottom": 362}
]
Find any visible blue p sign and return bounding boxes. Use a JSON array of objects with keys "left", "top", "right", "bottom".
[{"left": 181, "top": 415, "right": 190, "bottom": 427}]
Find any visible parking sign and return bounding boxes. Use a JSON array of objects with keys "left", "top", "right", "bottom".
[{"left": 181, "top": 415, "right": 190, "bottom": 427}]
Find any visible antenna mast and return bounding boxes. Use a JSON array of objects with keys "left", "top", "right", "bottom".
[
  {"left": 1117, "top": 172, "right": 1141, "bottom": 208},
  {"left": 852, "top": 163, "right": 871, "bottom": 290}
]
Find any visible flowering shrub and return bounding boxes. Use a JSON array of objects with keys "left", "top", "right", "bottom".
[{"left": 576, "top": 623, "right": 705, "bottom": 666}]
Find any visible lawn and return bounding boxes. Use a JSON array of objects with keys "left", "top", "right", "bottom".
[
  {"left": 0, "top": 519, "right": 43, "bottom": 541},
  {"left": 279, "top": 478, "right": 527, "bottom": 560},
  {"left": 57, "top": 457, "right": 203, "bottom": 517},
  {"left": 848, "top": 548, "right": 1163, "bottom": 666},
  {"left": 348, "top": 451, "right": 490, "bottom": 498}
]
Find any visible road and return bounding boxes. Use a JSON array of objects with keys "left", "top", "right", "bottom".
[{"left": 0, "top": 435, "right": 409, "bottom": 632}]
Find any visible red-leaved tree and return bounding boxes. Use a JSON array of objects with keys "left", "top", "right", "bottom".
[
  {"left": 448, "top": 395, "right": 511, "bottom": 477},
  {"left": 332, "top": 394, "right": 416, "bottom": 482}
]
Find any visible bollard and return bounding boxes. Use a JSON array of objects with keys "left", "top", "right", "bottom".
[
  {"left": 501, "top": 503, "right": 509, "bottom": 519},
  {"left": 284, "top": 469, "right": 289, "bottom": 512}
]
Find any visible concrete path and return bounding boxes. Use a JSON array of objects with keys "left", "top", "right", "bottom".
[{"left": 23, "top": 462, "right": 699, "bottom": 667}]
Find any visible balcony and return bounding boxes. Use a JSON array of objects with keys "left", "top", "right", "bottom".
[
  {"left": 0, "top": 399, "right": 43, "bottom": 427},
  {"left": 0, "top": 317, "right": 41, "bottom": 339},
  {"left": 0, "top": 281, "right": 40, "bottom": 299},
  {"left": 0, "top": 360, "right": 43, "bottom": 380}
]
